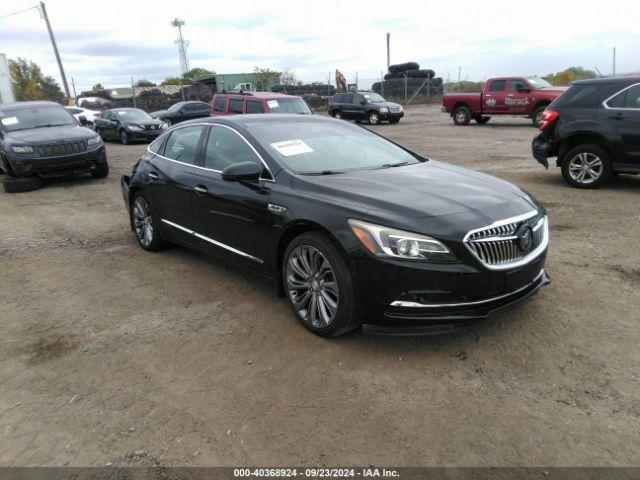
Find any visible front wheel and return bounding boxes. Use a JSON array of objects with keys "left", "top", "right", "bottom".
[
  {"left": 452, "top": 106, "right": 471, "bottom": 125},
  {"left": 120, "top": 130, "right": 129, "bottom": 145},
  {"left": 131, "top": 193, "right": 169, "bottom": 251},
  {"left": 283, "top": 232, "right": 359, "bottom": 337},
  {"left": 91, "top": 161, "right": 109, "bottom": 179},
  {"left": 561, "top": 144, "right": 611, "bottom": 189},
  {"left": 389, "top": 117, "right": 400, "bottom": 124},
  {"left": 368, "top": 112, "right": 380, "bottom": 125}
]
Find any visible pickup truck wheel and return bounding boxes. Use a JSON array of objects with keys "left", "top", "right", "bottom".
[
  {"left": 561, "top": 144, "right": 611, "bottom": 189},
  {"left": 3, "top": 175, "right": 45, "bottom": 193},
  {"left": 532, "top": 106, "right": 546, "bottom": 127},
  {"left": 475, "top": 116, "right": 490, "bottom": 124},
  {"left": 452, "top": 106, "right": 471, "bottom": 125}
]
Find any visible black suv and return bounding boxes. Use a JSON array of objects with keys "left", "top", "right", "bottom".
[
  {"left": 532, "top": 76, "right": 640, "bottom": 188},
  {"left": 329, "top": 91, "right": 404, "bottom": 125},
  {"left": 94, "top": 108, "right": 165, "bottom": 145},
  {"left": 150, "top": 101, "right": 211, "bottom": 126},
  {"left": 0, "top": 101, "right": 108, "bottom": 193}
]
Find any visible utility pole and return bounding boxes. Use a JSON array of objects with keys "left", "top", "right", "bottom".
[
  {"left": 71, "top": 77, "right": 77, "bottom": 99},
  {"left": 386, "top": 33, "right": 390, "bottom": 73},
  {"left": 38, "top": 2, "right": 70, "bottom": 100},
  {"left": 612, "top": 47, "right": 616, "bottom": 76},
  {"left": 457, "top": 66, "right": 461, "bottom": 91},
  {"left": 131, "top": 77, "right": 136, "bottom": 108}
]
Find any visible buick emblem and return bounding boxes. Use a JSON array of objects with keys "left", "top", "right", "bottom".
[{"left": 515, "top": 224, "right": 533, "bottom": 252}]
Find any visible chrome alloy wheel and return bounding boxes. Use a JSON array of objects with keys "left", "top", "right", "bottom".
[
  {"left": 286, "top": 245, "right": 339, "bottom": 328},
  {"left": 455, "top": 110, "right": 467, "bottom": 124},
  {"left": 133, "top": 196, "right": 153, "bottom": 247},
  {"left": 369, "top": 112, "right": 380, "bottom": 124},
  {"left": 568, "top": 152, "right": 603, "bottom": 184}
]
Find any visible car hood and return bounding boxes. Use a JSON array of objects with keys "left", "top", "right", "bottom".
[
  {"left": 373, "top": 101, "right": 401, "bottom": 109},
  {"left": 122, "top": 120, "right": 163, "bottom": 127},
  {"left": 537, "top": 86, "right": 569, "bottom": 94},
  {"left": 5, "top": 125, "right": 97, "bottom": 144},
  {"left": 149, "top": 110, "right": 167, "bottom": 118},
  {"left": 292, "top": 160, "right": 538, "bottom": 225}
]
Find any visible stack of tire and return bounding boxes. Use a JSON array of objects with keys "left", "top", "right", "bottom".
[
  {"left": 373, "top": 62, "right": 443, "bottom": 100},
  {"left": 272, "top": 84, "right": 336, "bottom": 97}
]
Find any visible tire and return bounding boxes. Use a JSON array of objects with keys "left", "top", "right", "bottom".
[
  {"left": 3, "top": 175, "right": 44, "bottom": 193},
  {"left": 368, "top": 112, "right": 380, "bottom": 125},
  {"left": 389, "top": 118, "right": 400, "bottom": 124},
  {"left": 282, "top": 232, "right": 359, "bottom": 337},
  {"left": 532, "top": 106, "right": 547, "bottom": 127},
  {"left": 91, "top": 161, "right": 109, "bottom": 179},
  {"left": 475, "top": 116, "right": 490, "bottom": 124},
  {"left": 452, "top": 106, "right": 471, "bottom": 125},
  {"left": 333, "top": 111, "right": 342, "bottom": 119},
  {"left": 130, "top": 192, "right": 169, "bottom": 251},
  {"left": 120, "top": 130, "right": 129, "bottom": 145},
  {"left": 561, "top": 144, "right": 611, "bottom": 189}
]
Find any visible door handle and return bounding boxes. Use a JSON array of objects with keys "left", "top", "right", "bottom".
[
  {"left": 147, "top": 172, "right": 159, "bottom": 180},
  {"left": 194, "top": 185, "right": 208, "bottom": 196}
]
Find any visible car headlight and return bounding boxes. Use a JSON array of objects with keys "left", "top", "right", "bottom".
[
  {"left": 379, "top": 107, "right": 389, "bottom": 113},
  {"left": 160, "top": 122, "right": 169, "bottom": 129},
  {"left": 348, "top": 219, "right": 456, "bottom": 262},
  {"left": 126, "top": 125, "right": 143, "bottom": 131},
  {"left": 86, "top": 135, "right": 102, "bottom": 146},
  {"left": 12, "top": 145, "right": 34, "bottom": 153}
]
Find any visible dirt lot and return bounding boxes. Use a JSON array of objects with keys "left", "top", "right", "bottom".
[{"left": 1, "top": 105, "right": 639, "bottom": 467}]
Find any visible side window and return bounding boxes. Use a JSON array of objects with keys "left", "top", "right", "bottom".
[
  {"left": 204, "top": 126, "right": 262, "bottom": 172},
  {"left": 229, "top": 98, "right": 244, "bottom": 114},
  {"left": 246, "top": 100, "right": 264, "bottom": 114},
  {"left": 353, "top": 94, "right": 364, "bottom": 104},
  {"left": 101, "top": 111, "right": 111, "bottom": 120},
  {"left": 148, "top": 135, "right": 164, "bottom": 154},
  {"left": 342, "top": 94, "right": 353, "bottom": 104},
  {"left": 182, "top": 103, "right": 197, "bottom": 112},
  {"left": 489, "top": 80, "right": 507, "bottom": 92},
  {"left": 163, "top": 125, "right": 205, "bottom": 165},
  {"left": 213, "top": 96, "right": 227, "bottom": 112},
  {"left": 196, "top": 103, "right": 211, "bottom": 113},
  {"left": 608, "top": 84, "right": 640, "bottom": 109},
  {"left": 508, "top": 80, "right": 528, "bottom": 91}
]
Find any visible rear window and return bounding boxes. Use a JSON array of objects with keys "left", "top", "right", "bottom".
[
  {"left": 553, "top": 84, "right": 612, "bottom": 109},
  {"left": 246, "top": 100, "right": 264, "bottom": 114},
  {"left": 213, "top": 96, "right": 227, "bottom": 112}
]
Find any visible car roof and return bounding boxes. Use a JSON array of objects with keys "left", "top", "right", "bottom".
[
  {"left": 0, "top": 100, "right": 63, "bottom": 111},
  {"left": 107, "top": 107, "right": 144, "bottom": 112},
  {"left": 573, "top": 75, "right": 640, "bottom": 86},
  {"left": 215, "top": 91, "right": 302, "bottom": 100},
  {"left": 179, "top": 114, "right": 335, "bottom": 130}
]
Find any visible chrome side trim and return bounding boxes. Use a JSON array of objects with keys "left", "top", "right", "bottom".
[
  {"left": 161, "top": 219, "right": 264, "bottom": 264},
  {"left": 602, "top": 82, "right": 640, "bottom": 111},
  {"left": 390, "top": 269, "right": 546, "bottom": 309},
  {"left": 147, "top": 122, "right": 275, "bottom": 182}
]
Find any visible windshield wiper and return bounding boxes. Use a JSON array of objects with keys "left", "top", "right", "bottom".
[
  {"left": 303, "top": 170, "right": 344, "bottom": 175},
  {"left": 380, "top": 161, "right": 409, "bottom": 168},
  {"left": 33, "top": 123, "right": 71, "bottom": 128}
]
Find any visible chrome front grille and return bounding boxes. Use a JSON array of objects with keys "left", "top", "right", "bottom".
[
  {"left": 464, "top": 211, "right": 548, "bottom": 270},
  {"left": 36, "top": 141, "right": 87, "bottom": 157}
]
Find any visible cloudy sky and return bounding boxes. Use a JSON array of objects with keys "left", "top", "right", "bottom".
[{"left": 1, "top": 0, "right": 639, "bottom": 93}]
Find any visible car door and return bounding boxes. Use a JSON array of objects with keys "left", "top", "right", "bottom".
[
  {"left": 604, "top": 83, "right": 640, "bottom": 165},
  {"left": 340, "top": 94, "right": 355, "bottom": 119},
  {"left": 484, "top": 79, "right": 508, "bottom": 114},
  {"left": 191, "top": 124, "right": 273, "bottom": 274},
  {"left": 506, "top": 79, "right": 531, "bottom": 114},
  {"left": 144, "top": 125, "right": 207, "bottom": 246},
  {"left": 351, "top": 93, "right": 367, "bottom": 120}
]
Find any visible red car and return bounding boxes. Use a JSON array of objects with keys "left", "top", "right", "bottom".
[
  {"left": 441, "top": 77, "right": 567, "bottom": 127},
  {"left": 211, "top": 92, "right": 312, "bottom": 116}
]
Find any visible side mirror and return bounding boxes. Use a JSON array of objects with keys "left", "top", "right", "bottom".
[
  {"left": 78, "top": 115, "right": 89, "bottom": 125},
  {"left": 221, "top": 161, "right": 262, "bottom": 182}
]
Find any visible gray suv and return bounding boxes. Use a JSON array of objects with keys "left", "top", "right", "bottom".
[{"left": 328, "top": 92, "right": 404, "bottom": 125}]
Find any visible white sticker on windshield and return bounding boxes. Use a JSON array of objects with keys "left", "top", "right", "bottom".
[
  {"left": 267, "top": 100, "right": 279, "bottom": 109},
  {"left": 271, "top": 139, "right": 313, "bottom": 157},
  {"left": 1, "top": 116, "right": 18, "bottom": 126},
  {"left": 118, "top": 111, "right": 127, "bottom": 115}
]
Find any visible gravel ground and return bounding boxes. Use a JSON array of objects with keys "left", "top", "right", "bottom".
[{"left": 1, "top": 105, "right": 639, "bottom": 467}]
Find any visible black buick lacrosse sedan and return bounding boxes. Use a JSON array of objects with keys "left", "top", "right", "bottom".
[{"left": 121, "top": 115, "right": 549, "bottom": 336}]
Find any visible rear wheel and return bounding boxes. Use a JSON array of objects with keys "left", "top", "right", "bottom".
[
  {"left": 283, "top": 232, "right": 359, "bottom": 337},
  {"left": 532, "top": 106, "right": 547, "bottom": 127},
  {"left": 3, "top": 175, "right": 44, "bottom": 193},
  {"left": 452, "top": 106, "right": 471, "bottom": 125},
  {"left": 561, "top": 144, "right": 611, "bottom": 189},
  {"left": 120, "top": 130, "right": 129, "bottom": 145},
  {"left": 131, "top": 193, "right": 169, "bottom": 251}
]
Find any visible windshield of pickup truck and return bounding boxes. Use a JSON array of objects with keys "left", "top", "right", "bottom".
[
  {"left": 0, "top": 105, "right": 76, "bottom": 132},
  {"left": 527, "top": 77, "right": 553, "bottom": 89}
]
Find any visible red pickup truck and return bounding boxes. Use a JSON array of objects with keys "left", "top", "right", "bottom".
[{"left": 441, "top": 77, "right": 567, "bottom": 127}]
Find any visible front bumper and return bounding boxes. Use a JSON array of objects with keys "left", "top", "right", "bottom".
[
  {"left": 7, "top": 146, "right": 107, "bottom": 178},
  {"left": 349, "top": 247, "right": 549, "bottom": 335},
  {"left": 532, "top": 132, "right": 556, "bottom": 169},
  {"left": 126, "top": 129, "right": 162, "bottom": 141},
  {"left": 380, "top": 111, "right": 404, "bottom": 121}
]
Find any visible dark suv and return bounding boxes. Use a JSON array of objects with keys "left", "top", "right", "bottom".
[
  {"left": 150, "top": 101, "right": 211, "bottom": 126},
  {"left": 0, "top": 101, "right": 108, "bottom": 193},
  {"left": 532, "top": 76, "right": 640, "bottom": 188},
  {"left": 329, "top": 91, "right": 403, "bottom": 125}
]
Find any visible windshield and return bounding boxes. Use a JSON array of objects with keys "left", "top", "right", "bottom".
[
  {"left": 0, "top": 105, "right": 76, "bottom": 132},
  {"left": 363, "top": 92, "right": 386, "bottom": 103},
  {"left": 250, "top": 121, "right": 421, "bottom": 174},
  {"left": 265, "top": 98, "right": 312, "bottom": 114},
  {"left": 168, "top": 102, "right": 184, "bottom": 112},
  {"left": 116, "top": 109, "right": 153, "bottom": 122},
  {"left": 526, "top": 77, "right": 553, "bottom": 88}
]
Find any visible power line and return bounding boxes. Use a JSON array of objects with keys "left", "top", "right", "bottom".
[{"left": 0, "top": 5, "right": 38, "bottom": 21}]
